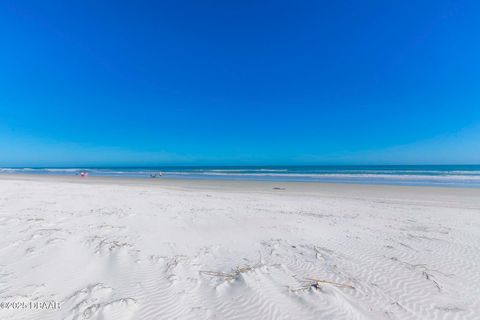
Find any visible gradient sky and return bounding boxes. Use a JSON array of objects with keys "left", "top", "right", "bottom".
[{"left": 1, "top": 0, "right": 479, "bottom": 166}]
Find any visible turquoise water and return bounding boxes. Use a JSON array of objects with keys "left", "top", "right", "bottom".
[{"left": 2, "top": 165, "right": 480, "bottom": 188}]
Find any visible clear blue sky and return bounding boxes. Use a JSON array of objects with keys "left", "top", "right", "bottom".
[{"left": 1, "top": 0, "right": 479, "bottom": 166}]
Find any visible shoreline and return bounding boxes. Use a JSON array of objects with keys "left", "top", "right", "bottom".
[
  {"left": 2, "top": 173, "right": 480, "bottom": 206},
  {"left": 3, "top": 172, "right": 480, "bottom": 190},
  {"left": 2, "top": 165, "right": 480, "bottom": 189}
]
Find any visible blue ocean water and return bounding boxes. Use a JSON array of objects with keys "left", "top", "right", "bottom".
[{"left": 2, "top": 165, "right": 480, "bottom": 188}]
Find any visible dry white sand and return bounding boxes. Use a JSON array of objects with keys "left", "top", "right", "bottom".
[{"left": 0, "top": 175, "right": 479, "bottom": 320}]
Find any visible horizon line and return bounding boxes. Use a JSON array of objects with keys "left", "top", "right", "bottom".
[{"left": 1, "top": 164, "right": 480, "bottom": 169}]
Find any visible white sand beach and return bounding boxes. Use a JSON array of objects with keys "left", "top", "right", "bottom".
[{"left": 0, "top": 175, "right": 479, "bottom": 320}]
